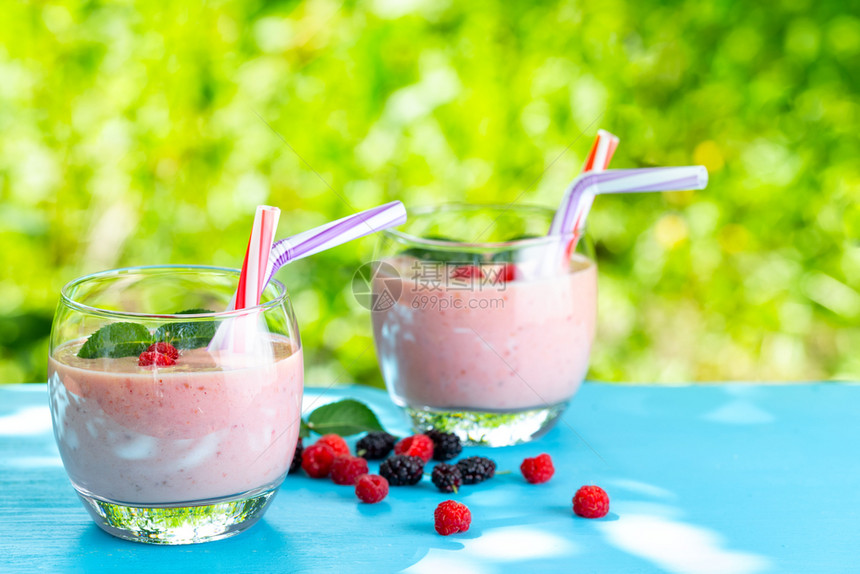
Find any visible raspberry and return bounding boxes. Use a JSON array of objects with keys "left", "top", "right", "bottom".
[
  {"left": 431, "top": 463, "right": 462, "bottom": 493},
  {"left": 450, "top": 265, "right": 484, "bottom": 280},
  {"left": 330, "top": 455, "right": 369, "bottom": 485},
  {"left": 488, "top": 263, "right": 517, "bottom": 285},
  {"left": 520, "top": 453, "right": 554, "bottom": 484},
  {"left": 289, "top": 437, "right": 304, "bottom": 474},
  {"left": 572, "top": 485, "right": 610, "bottom": 518},
  {"left": 301, "top": 444, "right": 335, "bottom": 478},
  {"left": 394, "top": 434, "right": 435, "bottom": 463},
  {"left": 379, "top": 455, "right": 424, "bottom": 486},
  {"left": 138, "top": 351, "right": 175, "bottom": 367},
  {"left": 434, "top": 500, "right": 471, "bottom": 535},
  {"left": 456, "top": 456, "right": 496, "bottom": 485},
  {"left": 425, "top": 429, "right": 462, "bottom": 461},
  {"left": 355, "top": 474, "right": 389, "bottom": 504},
  {"left": 146, "top": 342, "right": 179, "bottom": 359},
  {"left": 356, "top": 432, "right": 397, "bottom": 459},
  {"left": 315, "top": 434, "right": 350, "bottom": 457}
]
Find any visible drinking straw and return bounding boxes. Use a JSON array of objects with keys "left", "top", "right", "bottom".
[
  {"left": 535, "top": 166, "right": 708, "bottom": 277},
  {"left": 262, "top": 200, "right": 407, "bottom": 289},
  {"left": 235, "top": 205, "right": 281, "bottom": 310},
  {"left": 208, "top": 205, "right": 280, "bottom": 354},
  {"left": 553, "top": 166, "right": 708, "bottom": 236},
  {"left": 566, "top": 129, "right": 620, "bottom": 235},
  {"left": 208, "top": 201, "right": 407, "bottom": 353},
  {"left": 582, "top": 129, "right": 620, "bottom": 173}
]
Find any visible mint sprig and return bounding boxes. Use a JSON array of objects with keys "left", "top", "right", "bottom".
[
  {"left": 153, "top": 308, "right": 217, "bottom": 350},
  {"left": 78, "top": 322, "right": 152, "bottom": 359},
  {"left": 302, "top": 399, "right": 386, "bottom": 438}
]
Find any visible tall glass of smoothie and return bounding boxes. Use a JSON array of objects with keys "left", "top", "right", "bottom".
[
  {"left": 370, "top": 205, "right": 596, "bottom": 446},
  {"left": 48, "top": 266, "right": 303, "bottom": 544}
]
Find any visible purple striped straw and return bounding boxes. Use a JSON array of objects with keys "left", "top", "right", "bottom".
[
  {"left": 549, "top": 166, "right": 708, "bottom": 236},
  {"left": 263, "top": 201, "right": 407, "bottom": 288}
]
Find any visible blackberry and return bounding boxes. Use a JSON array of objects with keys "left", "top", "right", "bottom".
[
  {"left": 456, "top": 456, "right": 496, "bottom": 485},
  {"left": 431, "top": 463, "right": 462, "bottom": 493},
  {"left": 426, "top": 429, "right": 463, "bottom": 461},
  {"left": 379, "top": 455, "right": 425, "bottom": 486},
  {"left": 289, "top": 437, "right": 304, "bottom": 474},
  {"left": 356, "top": 432, "right": 397, "bottom": 460}
]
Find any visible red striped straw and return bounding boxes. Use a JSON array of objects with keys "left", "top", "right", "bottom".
[
  {"left": 582, "top": 129, "right": 620, "bottom": 173},
  {"left": 549, "top": 129, "right": 619, "bottom": 237},
  {"left": 235, "top": 205, "right": 281, "bottom": 310}
]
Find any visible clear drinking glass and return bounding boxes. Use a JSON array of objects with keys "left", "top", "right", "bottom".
[
  {"left": 48, "top": 266, "right": 303, "bottom": 544},
  {"left": 371, "top": 204, "right": 596, "bottom": 446}
]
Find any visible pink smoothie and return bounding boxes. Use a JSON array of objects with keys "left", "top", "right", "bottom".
[
  {"left": 372, "top": 256, "right": 596, "bottom": 411},
  {"left": 48, "top": 337, "right": 303, "bottom": 505}
]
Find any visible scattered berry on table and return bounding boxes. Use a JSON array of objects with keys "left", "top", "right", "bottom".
[
  {"left": 434, "top": 500, "right": 472, "bottom": 535},
  {"left": 572, "top": 485, "right": 610, "bottom": 518},
  {"left": 356, "top": 432, "right": 397, "bottom": 459},
  {"left": 301, "top": 444, "right": 335, "bottom": 479},
  {"left": 331, "top": 455, "right": 369, "bottom": 485},
  {"left": 456, "top": 456, "right": 496, "bottom": 485},
  {"left": 425, "top": 429, "right": 462, "bottom": 461},
  {"left": 355, "top": 474, "right": 389, "bottom": 504},
  {"left": 394, "top": 434, "right": 435, "bottom": 463},
  {"left": 138, "top": 351, "right": 175, "bottom": 367},
  {"left": 288, "top": 438, "right": 304, "bottom": 474},
  {"left": 520, "top": 453, "right": 555, "bottom": 484},
  {"left": 431, "top": 463, "right": 463, "bottom": 493},
  {"left": 379, "top": 455, "right": 425, "bottom": 486},
  {"left": 147, "top": 342, "right": 179, "bottom": 359},
  {"left": 315, "top": 434, "right": 351, "bottom": 457}
]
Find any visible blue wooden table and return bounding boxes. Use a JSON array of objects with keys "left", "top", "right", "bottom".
[{"left": 1, "top": 383, "right": 858, "bottom": 573}]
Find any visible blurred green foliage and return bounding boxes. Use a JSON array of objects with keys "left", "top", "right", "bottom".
[{"left": 1, "top": 0, "right": 858, "bottom": 385}]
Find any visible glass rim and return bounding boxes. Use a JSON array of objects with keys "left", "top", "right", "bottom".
[
  {"left": 60, "top": 265, "right": 290, "bottom": 320},
  {"left": 382, "top": 202, "right": 584, "bottom": 250}
]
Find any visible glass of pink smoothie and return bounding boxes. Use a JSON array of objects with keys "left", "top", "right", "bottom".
[
  {"left": 371, "top": 204, "right": 596, "bottom": 446},
  {"left": 48, "top": 266, "right": 303, "bottom": 544}
]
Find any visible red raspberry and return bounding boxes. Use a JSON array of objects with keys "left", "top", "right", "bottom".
[
  {"left": 138, "top": 351, "right": 175, "bottom": 367},
  {"left": 301, "top": 444, "right": 335, "bottom": 478},
  {"left": 315, "top": 434, "right": 350, "bottom": 457},
  {"left": 434, "top": 500, "right": 471, "bottom": 535},
  {"left": 355, "top": 474, "right": 389, "bottom": 504},
  {"left": 330, "top": 455, "right": 369, "bottom": 485},
  {"left": 572, "top": 485, "right": 610, "bottom": 518},
  {"left": 520, "top": 453, "right": 554, "bottom": 484},
  {"left": 450, "top": 265, "right": 484, "bottom": 280},
  {"left": 394, "top": 434, "right": 434, "bottom": 463},
  {"left": 147, "top": 342, "right": 179, "bottom": 359},
  {"left": 489, "top": 263, "right": 517, "bottom": 285}
]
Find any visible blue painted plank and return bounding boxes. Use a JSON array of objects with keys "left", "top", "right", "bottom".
[{"left": 0, "top": 383, "right": 858, "bottom": 573}]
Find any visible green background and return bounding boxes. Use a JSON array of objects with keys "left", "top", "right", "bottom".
[{"left": 1, "top": 0, "right": 858, "bottom": 386}]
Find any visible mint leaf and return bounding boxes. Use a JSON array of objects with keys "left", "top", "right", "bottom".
[
  {"left": 153, "top": 309, "right": 217, "bottom": 350},
  {"left": 299, "top": 419, "right": 310, "bottom": 439},
  {"left": 306, "top": 399, "right": 385, "bottom": 436},
  {"left": 78, "top": 322, "right": 152, "bottom": 359}
]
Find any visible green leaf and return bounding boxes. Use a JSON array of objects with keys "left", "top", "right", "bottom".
[
  {"left": 78, "top": 322, "right": 152, "bottom": 359},
  {"left": 153, "top": 309, "right": 217, "bottom": 350},
  {"left": 306, "top": 399, "right": 385, "bottom": 436},
  {"left": 299, "top": 419, "right": 310, "bottom": 439}
]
